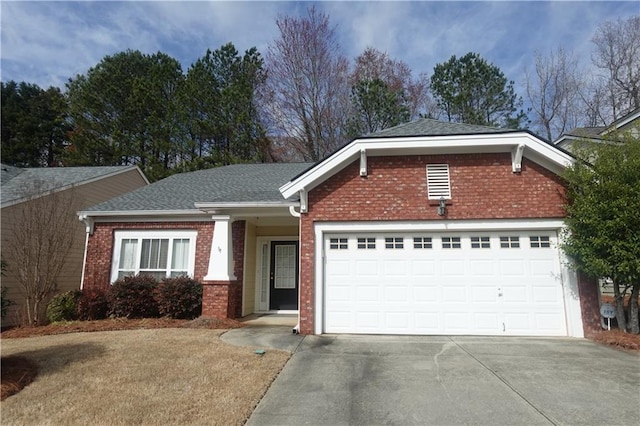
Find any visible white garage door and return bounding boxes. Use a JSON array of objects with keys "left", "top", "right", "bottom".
[{"left": 324, "top": 232, "right": 567, "bottom": 336}]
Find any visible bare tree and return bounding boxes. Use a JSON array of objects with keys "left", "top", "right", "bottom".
[
  {"left": 265, "top": 6, "right": 351, "bottom": 162},
  {"left": 525, "top": 48, "right": 583, "bottom": 141},
  {"left": 590, "top": 15, "right": 640, "bottom": 121},
  {"left": 4, "top": 180, "right": 82, "bottom": 324},
  {"left": 351, "top": 47, "right": 436, "bottom": 121}
]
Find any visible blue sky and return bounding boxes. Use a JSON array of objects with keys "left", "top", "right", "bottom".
[{"left": 1, "top": 1, "right": 638, "bottom": 95}]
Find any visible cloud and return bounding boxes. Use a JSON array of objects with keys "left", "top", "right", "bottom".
[{"left": 1, "top": 0, "right": 638, "bottom": 93}]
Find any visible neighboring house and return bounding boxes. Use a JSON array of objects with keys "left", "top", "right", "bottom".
[
  {"left": 555, "top": 107, "right": 640, "bottom": 152},
  {"left": 1, "top": 164, "right": 149, "bottom": 325},
  {"left": 79, "top": 119, "right": 602, "bottom": 338}
]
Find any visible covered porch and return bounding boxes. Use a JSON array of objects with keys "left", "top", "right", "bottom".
[{"left": 195, "top": 203, "right": 302, "bottom": 326}]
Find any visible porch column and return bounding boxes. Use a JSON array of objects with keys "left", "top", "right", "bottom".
[{"left": 204, "top": 215, "right": 236, "bottom": 281}]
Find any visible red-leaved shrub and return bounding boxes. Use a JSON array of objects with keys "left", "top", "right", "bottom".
[
  {"left": 154, "top": 277, "right": 202, "bottom": 319},
  {"left": 108, "top": 275, "right": 159, "bottom": 319},
  {"left": 77, "top": 289, "right": 109, "bottom": 320}
]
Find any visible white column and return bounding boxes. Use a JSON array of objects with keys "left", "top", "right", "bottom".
[{"left": 204, "top": 215, "right": 236, "bottom": 281}]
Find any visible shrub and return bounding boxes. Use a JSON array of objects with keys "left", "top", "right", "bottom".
[
  {"left": 46, "top": 290, "right": 82, "bottom": 323},
  {"left": 108, "top": 275, "right": 159, "bottom": 318},
  {"left": 77, "top": 289, "right": 109, "bottom": 321},
  {"left": 154, "top": 276, "right": 203, "bottom": 319}
]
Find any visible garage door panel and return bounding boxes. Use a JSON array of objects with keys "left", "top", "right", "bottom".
[{"left": 323, "top": 231, "right": 567, "bottom": 336}]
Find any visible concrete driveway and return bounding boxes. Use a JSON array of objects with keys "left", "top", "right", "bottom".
[{"left": 222, "top": 329, "right": 639, "bottom": 425}]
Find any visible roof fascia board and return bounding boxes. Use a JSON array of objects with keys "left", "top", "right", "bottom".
[
  {"left": 78, "top": 209, "right": 205, "bottom": 218},
  {"left": 280, "top": 132, "right": 574, "bottom": 199},
  {"left": 194, "top": 201, "right": 300, "bottom": 210},
  {"left": 1, "top": 166, "right": 148, "bottom": 209}
]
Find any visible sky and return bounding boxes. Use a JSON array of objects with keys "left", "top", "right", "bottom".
[{"left": 1, "top": 1, "right": 638, "bottom": 96}]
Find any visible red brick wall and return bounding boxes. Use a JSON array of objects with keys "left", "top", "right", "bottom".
[
  {"left": 82, "top": 221, "right": 214, "bottom": 292},
  {"left": 577, "top": 272, "right": 601, "bottom": 337},
  {"left": 298, "top": 153, "right": 568, "bottom": 334},
  {"left": 84, "top": 219, "right": 246, "bottom": 319}
]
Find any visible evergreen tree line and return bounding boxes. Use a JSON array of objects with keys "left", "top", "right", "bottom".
[{"left": 2, "top": 10, "right": 637, "bottom": 180}]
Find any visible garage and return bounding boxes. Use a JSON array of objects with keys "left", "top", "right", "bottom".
[{"left": 323, "top": 231, "right": 568, "bottom": 336}]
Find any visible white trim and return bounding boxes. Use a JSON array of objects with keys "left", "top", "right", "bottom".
[
  {"left": 281, "top": 132, "right": 575, "bottom": 199},
  {"left": 313, "top": 219, "right": 582, "bottom": 337}
]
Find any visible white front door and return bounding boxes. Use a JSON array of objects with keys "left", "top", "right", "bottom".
[{"left": 323, "top": 231, "right": 567, "bottom": 336}]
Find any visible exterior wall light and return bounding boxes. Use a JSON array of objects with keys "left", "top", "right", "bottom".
[{"left": 437, "top": 197, "right": 447, "bottom": 216}]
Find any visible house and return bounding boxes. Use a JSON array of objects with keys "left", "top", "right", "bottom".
[
  {"left": 79, "top": 119, "right": 602, "bottom": 337},
  {"left": 554, "top": 107, "right": 640, "bottom": 152},
  {"left": 1, "top": 164, "right": 149, "bottom": 325}
]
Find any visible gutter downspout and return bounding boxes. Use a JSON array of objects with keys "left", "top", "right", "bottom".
[
  {"left": 288, "top": 205, "right": 302, "bottom": 334},
  {"left": 78, "top": 214, "right": 94, "bottom": 290}
]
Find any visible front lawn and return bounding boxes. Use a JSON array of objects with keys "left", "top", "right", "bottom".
[{"left": 1, "top": 323, "right": 289, "bottom": 425}]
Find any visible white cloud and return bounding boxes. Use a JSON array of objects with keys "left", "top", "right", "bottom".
[{"left": 1, "top": 0, "right": 638, "bottom": 94}]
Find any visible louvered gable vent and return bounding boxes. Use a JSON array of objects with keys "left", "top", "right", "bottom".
[{"left": 426, "top": 164, "right": 451, "bottom": 199}]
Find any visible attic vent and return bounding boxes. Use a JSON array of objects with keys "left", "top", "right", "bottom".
[{"left": 426, "top": 164, "right": 451, "bottom": 199}]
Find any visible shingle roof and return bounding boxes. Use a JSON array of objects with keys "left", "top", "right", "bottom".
[
  {"left": 85, "top": 163, "right": 313, "bottom": 212},
  {"left": 363, "top": 118, "right": 508, "bottom": 138},
  {"left": 1, "top": 164, "right": 139, "bottom": 207},
  {"left": 565, "top": 127, "right": 605, "bottom": 139}
]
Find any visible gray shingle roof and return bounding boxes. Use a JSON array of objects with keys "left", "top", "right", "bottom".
[
  {"left": 85, "top": 163, "right": 313, "bottom": 212},
  {"left": 363, "top": 118, "right": 508, "bottom": 138},
  {"left": 565, "top": 127, "right": 605, "bottom": 139},
  {"left": 1, "top": 164, "right": 138, "bottom": 207}
]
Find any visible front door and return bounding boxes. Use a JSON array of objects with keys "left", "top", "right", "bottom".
[{"left": 269, "top": 241, "right": 299, "bottom": 310}]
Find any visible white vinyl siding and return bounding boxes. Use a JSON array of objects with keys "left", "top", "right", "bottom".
[{"left": 111, "top": 230, "right": 197, "bottom": 282}]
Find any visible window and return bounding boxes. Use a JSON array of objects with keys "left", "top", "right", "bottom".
[
  {"left": 442, "top": 237, "right": 461, "bottom": 249},
  {"left": 530, "top": 236, "right": 551, "bottom": 248},
  {"left": 329, "top": 237, "right": 348, "bottom": 250},
  {"left": 413, "top": 237, "right": 433, "bottom": 249},
  {"left": 500, "top": 236, "right": 520, "bottom": 248},
  {"left": 385, "top": 237, "right": 404, "bottom": 249},
  {"left": 112, "top": 230, "right": 197, "bottom": 282},
  {"left": 471, "top": 236, "right": 490, "bottom": 249},
  {"left": 357, "top": 237, "right": 376, "bottom": 249},
  {"left": 426, "top": 164, "right": 451, "bottom": 199}
]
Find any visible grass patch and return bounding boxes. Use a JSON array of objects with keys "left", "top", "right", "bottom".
[{"left": 1, "top": 326, "right": 289, "bottom": 425}]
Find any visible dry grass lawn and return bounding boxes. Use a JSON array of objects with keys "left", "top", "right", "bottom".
[{"left": 1, "top": 328, "right": 290, "bottom": 425}]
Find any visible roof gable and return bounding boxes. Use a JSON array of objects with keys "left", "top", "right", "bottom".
[{"left": 280, "top": 121, "right": 574, "bottom": 201}]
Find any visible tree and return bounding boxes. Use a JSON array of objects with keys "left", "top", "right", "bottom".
[
  {"left": 1, "top": 81, "right": 70, "bottom": 167},
  {"left": 525, "top": 48, "right": 583, "bottom": 141},
  {"left": 265, "top": 6, "right": 351, "bottom": 161},
  {"left": 66, "top": 50, "right": 185, "bottom": 181},
  {"left": 351, "top": 47, "right": 434, "bottom": 121},
  {"left": 346, "top": 78, "right": 410, "bottom": 138},
  {"left": 430, "top": 52, "right": 527, "bottom": 128},
  {"left": 562, "top": 133, "right": 640, "bottom": 334},
  {"left": 590, "top": 15, "right": 640, "bottom": 121},
  {"left": 3, "top": 181, "right": 83, "bottom": 325},
  {"left": 180, "top": 43, "right": 269, "bottom": 169}
]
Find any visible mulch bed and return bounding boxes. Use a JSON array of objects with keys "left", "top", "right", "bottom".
[
  {"left": 0, "top": 317, "right": 244, "bottom": 339},
  {"left": 1, "top": 356, "right": 38, "bottom": 401},
  {"left": 589, "top": 329, "right": 640, "bottom": 351}
]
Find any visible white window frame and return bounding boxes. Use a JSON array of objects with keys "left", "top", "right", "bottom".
[{"left": 110, "top": 230, "right": 198, "bottom": 283}]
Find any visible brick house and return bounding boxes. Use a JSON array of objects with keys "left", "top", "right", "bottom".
[{"left": 79, "top": 119, "right": 601, "bottom": 337}]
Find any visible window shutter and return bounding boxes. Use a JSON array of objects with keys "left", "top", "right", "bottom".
[{"left": 426, "top": 164, "right": 451, "bottom": 199}]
